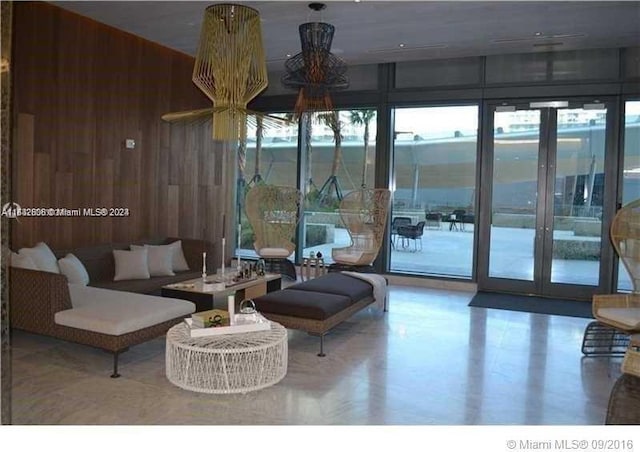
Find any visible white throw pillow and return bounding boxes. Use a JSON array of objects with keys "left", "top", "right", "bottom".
[
  {"left": 167, "top": 240, "right": 190, "bottom": 272},
  {"left": 58, "top": 253, "right": 90, "bottom": 286},
  {"left": 130, "top": 244, "right": 175, "bottom": 277},
  {"left": 113, "top": 249, "right": 150, "bottom": 281},
  {"left": 18, "top": 242, "right": 60, "bottom": 273},
  {"left": 10, "top": 252, "right": 39, "bottom": 270}
]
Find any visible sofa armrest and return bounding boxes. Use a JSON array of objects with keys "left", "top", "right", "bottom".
[
  {"left": 166, "top": 237, "right": 216, "bottom": 273},
  {"left": 9, "top": 267, "right": 72, "bottom": 335}
]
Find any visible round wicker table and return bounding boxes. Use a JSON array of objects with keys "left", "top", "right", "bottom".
[{"left": 165, "top": 321, "right": 288, "bottom": 394}]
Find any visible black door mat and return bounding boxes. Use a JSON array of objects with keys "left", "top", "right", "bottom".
[{"left": 469, "top": 291, "right": 593, "bottom": 319}]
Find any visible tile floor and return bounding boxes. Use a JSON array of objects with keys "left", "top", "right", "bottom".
[{"left": 8, "top": 285, "right": 623, "bottom": 425}]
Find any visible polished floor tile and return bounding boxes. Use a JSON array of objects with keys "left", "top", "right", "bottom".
[{"left": 8, "top": 285, "right": 622, "bottom": 425}]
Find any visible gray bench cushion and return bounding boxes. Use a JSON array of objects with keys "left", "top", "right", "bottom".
[
  {"left": 253, "top": 289, "right": 352, "bottom": 321},
  {"left": 55, "top": 285, "right": 195, "bottom": 336},
  {"left": 90, "top": 270, "right": 201, "bottom": 294},
  {"left": 288, "top": 272, "right": 373, "bottom": 302}
]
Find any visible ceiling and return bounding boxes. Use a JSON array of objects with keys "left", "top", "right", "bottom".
[{"left": 53, "top": 1, "right": 640, "bottom": 69}]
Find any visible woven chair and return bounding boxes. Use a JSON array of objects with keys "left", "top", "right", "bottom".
[
  {"left": 582, "top": 199, "right": 640, "bottom": 356},
  {"left": 331, "top": 188, "right": 391, "bottom": 267},
  {"left": 245, "top": 185, "right": 302, "bottom": 280}
]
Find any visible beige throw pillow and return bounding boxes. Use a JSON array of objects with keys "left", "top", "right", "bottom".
[
  {"left": 113, "top": 249, "right": 150, "bottom": 281},
  {"left": 130, "top": 244, "right": 175, "bottom": 277},
  {"left": 167, "top": 240, "right": 190, "bottom": 272},
  {"left": 58, "top": 253, "right": 90, "bottom": 286},
  {"left": 18, "top": 242, "right": 60, "bottom": 273},
  {"left": 10, "top": 252, "right": 39, "bottom": 270}
]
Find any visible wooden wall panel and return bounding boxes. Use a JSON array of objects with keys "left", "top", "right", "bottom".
[
  {"left": 12, "top": 3, "right": 225, "bottom": 262},
  {"left": 14, "top": 113, "right": 34, "bottom": 248}
]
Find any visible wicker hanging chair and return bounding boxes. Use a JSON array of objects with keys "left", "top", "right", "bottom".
[
  {"left": 582, "top": 199, "right": 640, "bottom": 356},
  {"left": 245, "top": 185, "right": 302, "bottom": 279},
  {"left": 331, "top": 188, "right": 391, "bottom": 267}
]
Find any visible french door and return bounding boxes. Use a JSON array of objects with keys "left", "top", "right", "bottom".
[{"left": 478, "top": 98, "right": 617, "bottom": 300}]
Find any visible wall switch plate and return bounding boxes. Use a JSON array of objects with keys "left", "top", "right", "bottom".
[{"left": 125, "top": 139, "right": 136, "bottom": 149}]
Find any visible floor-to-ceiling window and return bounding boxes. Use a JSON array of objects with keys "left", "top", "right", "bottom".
[
  {"left": 299, "top": 109, "right": 378, "bottom": 263},
  {"left": 617, "top": 99, "right": 640, "bottom": 292},
  {"left": 236, "top": 109, "right": 378, "bottom": 264},
  {"left": 237, "top": 113, "right": 299, "bottom": 258},
  {"left": 390, "top": 105, "right": 479, "bottom": 278}
]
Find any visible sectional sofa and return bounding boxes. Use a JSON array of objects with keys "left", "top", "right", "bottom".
[{"left": 10, "top": 237, "right": 215, "bottom": 377}]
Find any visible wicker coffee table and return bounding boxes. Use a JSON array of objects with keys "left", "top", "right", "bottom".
[{"left": 165, "top": 321, "right": 288, "bottom": 394}]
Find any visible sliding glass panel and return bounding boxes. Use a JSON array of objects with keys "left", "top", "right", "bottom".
[
  {"left": 618, "top": 100, "right": 640, "bottom": 292},
  {"left": 488, "top": 109, "right": 540, "bottom": 281},
  {"left": 300, "top": 109, "right": 378, "bottom": 263},
  {"left": 390, "top": 105, "right": 478, "bottom": 278},
  {"left": 550, "top": 107, "right": 606, "bottom": 286},
  {"left": 237, "top": 113, "right": 299, "bottom": 259}
]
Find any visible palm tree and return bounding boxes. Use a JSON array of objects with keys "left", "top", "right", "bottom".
[
  {"left": 302, "top": 112, "right": 316, "bottom": 193},
  {"left": 248, "top": 115, "right": 264, "bottom": 186},
  {"left": 316, "top": 110, "right": 343, "bottom": 205},
  {"left": 350, "top": 109, "right": 376, "bottom": 188}
]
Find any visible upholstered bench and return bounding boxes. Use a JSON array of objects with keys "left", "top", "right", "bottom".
[{"left": 253, "top": 272, "right": 387, "bottom": 356}]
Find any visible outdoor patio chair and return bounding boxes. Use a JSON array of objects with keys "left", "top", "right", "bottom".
[
  {"left": 332, "top": 188, "right": 391, "bottom": 267},
  {"left": 582, "top": 199, "right": 640, "bottom": 356},
  {"left": 390, "top": 216, "right": 412, "bottom": 249},
  {"left": 425, "top": 211, "right": 442, "bottom": 229},
  {"left": 245, "top": 184, "right": 302, "bottom": 280},
  {"left": 397, "top": 221, "right": 425, "bottom": 252}
]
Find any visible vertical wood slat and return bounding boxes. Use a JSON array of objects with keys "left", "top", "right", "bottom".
[
  {"left": 95, "top": 159, "right": 114, "bottom": 243},
  {"left": 33, "top": 152, "right": 51, "bottom": 243},
  {"left": 14, "top": 113, "right": 35, "bottom": 247},
  {"left": 167, "top": 185, "right": 180, "bottom": 237},
  {"left": 54, "top": 172, "right": 73, "bottom": 248}
]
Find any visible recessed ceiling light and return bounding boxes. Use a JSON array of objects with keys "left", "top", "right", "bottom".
[
  {"left": 493, "top": 33, "right": 586, "bottom": 44},
  {"left": 286, "top": 53, "right": 292, "bottom": 58},
  {"left": 533, "top": 42, "right": 564, "bottom": 48},
  {"left": 366, "top": 43, "right": 447, "bottom": 54},
  {"left": 399, "top": 43, "right": 405, "bottom": 48},
  {"left": 534, "top": 32, "right": 543, "bottom": 37}
]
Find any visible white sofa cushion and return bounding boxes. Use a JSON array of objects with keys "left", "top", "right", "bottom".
[
  {"left": 332, "top": 251, "right": 365, "bottom": 264},
  {"left": 58, "top": 253, "right": 90, "bottom": 286},
  {"left": 55, "top": 285, "right": 195, "bottom": 336},
  {"left": 258, "top": 247, "right": 291, "bottom": 258},
  {"left": 113, "top": 248, "right": 150, "bottom": 281},
  {"left": 10, "top": 251, "right": 39, "bottom": 270},
  {"left": 18, "top": 242, "right": 60, "bottom": 273},
  {"left": 597, "top": 308, "right": 640, "bottom": 329},
  {"left": 130, "top": 244, "right": 175, "bottom": 277}
]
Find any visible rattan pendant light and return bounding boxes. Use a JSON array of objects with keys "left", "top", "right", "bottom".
[
  {"left": 281, "top": 2, "right": 349, "bottom": 117},
  {"left": 191, "top": 3, "right": 268, "bottom": 141}
]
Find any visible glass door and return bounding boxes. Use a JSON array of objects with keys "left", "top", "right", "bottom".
[{"left": 478, "top": 99, "right": 615, "bottom": 299}]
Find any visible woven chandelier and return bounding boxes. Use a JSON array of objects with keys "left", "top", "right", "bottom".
[
  {"left": 281, "top": 3, "right": 349, "bottom": 117},
  {"left": 191, "top": 3, "right": 268, "bottom": 141}
]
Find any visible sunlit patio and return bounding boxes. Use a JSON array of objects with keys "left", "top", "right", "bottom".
[{"left": 238, "top": 220, "right": 629, "bottom": 290}]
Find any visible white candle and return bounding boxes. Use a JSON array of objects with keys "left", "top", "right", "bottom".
[
  {"left": 236, "top": 222, "right": 242, "bottom": 274},
  {"left": 202, "top": 252, "right": 206, "bottom": 274},
  {"left": 228, "top": 294, "right": 235, "bottom": 325},
  {"left": 221, "top": 237, "right": 226, "bottom": 279}
]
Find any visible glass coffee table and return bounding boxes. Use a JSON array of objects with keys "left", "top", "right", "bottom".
[{"left": 161, "top": 273, "right": 282, "bottom": 312}]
